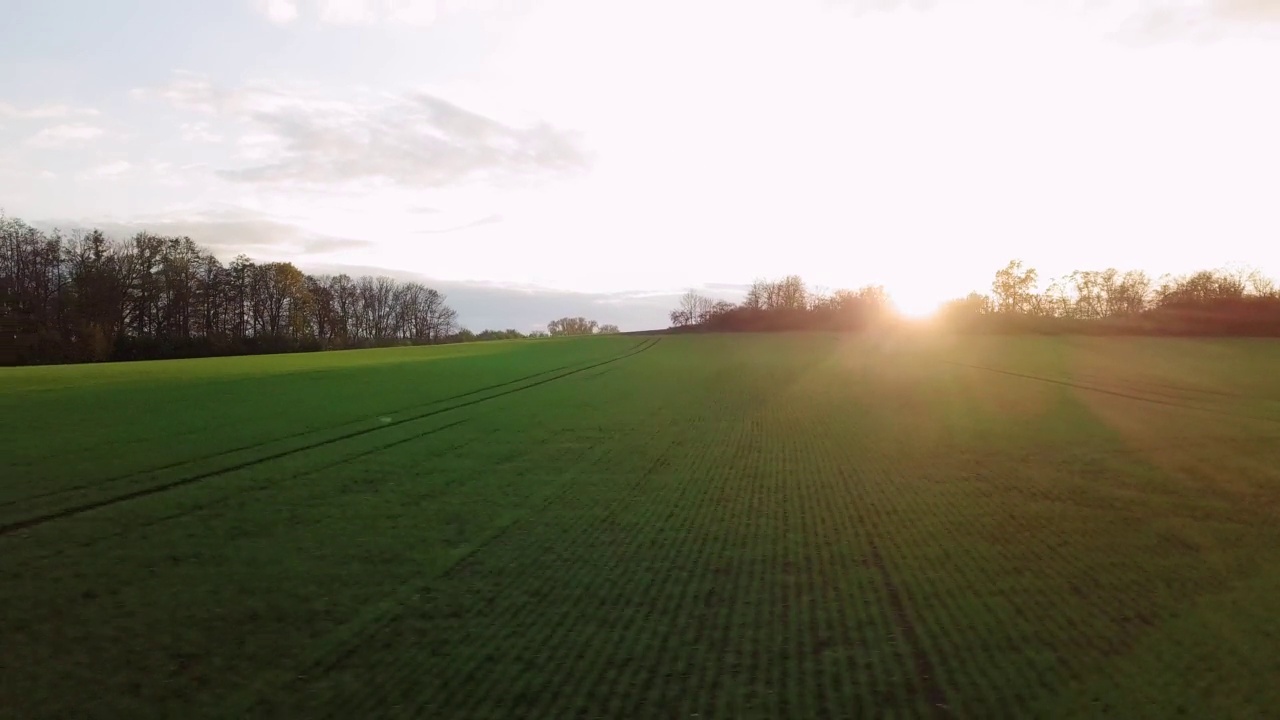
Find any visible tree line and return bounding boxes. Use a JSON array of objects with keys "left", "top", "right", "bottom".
[
  {"left": 0, "top": 213, "right": 634, "bottom": 365},
  {"left": 453, "top": 319, "right": 620, "bottom": 343},
  {"left": 0, "top": 215, "right": 472, "bottom": 364},
  {"left": 672, "top": 261, "right": 1280, "bottom": 335},
  {"left": 547, "top": 317, "right": 620, "bottom": 336}
]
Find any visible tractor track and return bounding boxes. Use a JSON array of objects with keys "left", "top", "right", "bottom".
[
  {"left": 865, "top": 538, "right": 951, "bottom": 717},
  {"left": 230, "top": 440, "right": 667, "bottom": 718},
  {"left": 1, "top": 340, "right": 652, "bottom": 510},
  {"left": 944, "top": 361, "right": 1280, "bottom": 426},
  {"left": 6, "top": 420, "right": 478, "bottom": 567},
  {"left": 0, "top": 338, "right": 661, "bottom": 536}
]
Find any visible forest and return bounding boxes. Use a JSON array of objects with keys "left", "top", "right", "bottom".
[
  {"left": 7, "top": 211, "right": 1280, "bottom": 366},
  {"left": 0, "top": 215, "right": 465, "bottom": 365},
  {"left": 670, "top": 260, "right": 1280, "bottom": 336},
  {"left": 0, "top": 216, "right": 620, "bottom": 365}
]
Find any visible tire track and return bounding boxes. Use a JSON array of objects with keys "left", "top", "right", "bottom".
[
  {"left": 944, "top": 361, "right": 1280, "bottom": 425},
  {"left": 792, "top": 364, "right": 951, "bottom": 716},
  {"left": 417, "top": 455, "right": 669, "bottom": 715},
  {"left": 1068, "top": 371, "right": 1263, "bottom": 402},
  {"left": 865, "top": 537, "right": 952, "bottom": 717},
  {"left": 0, "top": 338, "right": 660, "bottom": 536},
  {"left": 20, "top": 341, "right": 646, "bottom": 470},
  {"left": 1, "top": 341, "right": 649, "bottom": 510},
  {"left": 7, "top": 420, "right": 479, "bottom": 567},
  {"left": 236, "top": 440, "right": 654, "bottom": 719}
]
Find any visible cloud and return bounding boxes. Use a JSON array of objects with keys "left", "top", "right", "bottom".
[
  {"left": 0, "top": 103, "right": 100, "bottom": 120},
  {"left": 130, "top": 72, "right": 236, "bottom": 114},
  {"left": 318, "top": 0, "right": 383, "bottom": 24},
  {"left": 382, "top": 0, "right": 438, "bottom": 25},
  {"left": 415, "top": 213, "right": 504, "bottom": 234},
  {"left": 24, "top": 203, "right": 683, "bottom": 331},
  {"left": 702, "top": 282, "right": 755, "bottom": 292},
  {"left": 1212, "top": 0, "right": 1280, "bottom": 22},
  {"left": 227, "top": 93, "right": 583, "bottom": 187},
  {"left": 1121, "top": 0, "right": 1280, "bottom": 39},
  {"left": 303, "top": 261, "right": 681, "bottom": 331},
  {"left": 257, "top": 0, "right": 301, "bottom": 23},
  {"left": 252, "top": 0, "right": 437, "bottom": 26},
  {"left": 78, "top": 161, "right": 132, "bottom": 180},
  {"left": 134, "top": 74, "right": 586, "bottom": 188},
  {"left": 302, "top": 235, "right": 374, "bottom": 252},
  {"left": 25, "top": 123, "right": 106, "bottom": 147},
  {"left": 181, "top": 122, "right": 224, "bottom": 143},
  {"left": 233, "top": 132, "right": 284, "bottom": 161},
  {"left": 39, "top": 208, "right": 373, "bottom": 256},
  {"left": 828, "top": 0, "right": 937, "bottom": 14}
]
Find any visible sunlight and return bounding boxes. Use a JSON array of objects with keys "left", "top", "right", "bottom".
[{"left": 889, "top": 287, "right": 944, "bottom": 319}]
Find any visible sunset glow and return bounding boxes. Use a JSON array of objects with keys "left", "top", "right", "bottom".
[
  {"left": 890, "top": 292, "right": 944, "bottom": 320},
  {"left": 1, "top": 0, "right": 1278, "bottom": 329}
]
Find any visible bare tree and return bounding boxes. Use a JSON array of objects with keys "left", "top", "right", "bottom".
[
  {"left": 0, "top": 213, "right": 463, "bottom": 363},
  {"left": 547, "top": 317, "right": 600, "bottom": 336},
  {"left": 681, "top": 290, "right": 714, "bottom": 325},
  {"left": 992, "top": 260, "right": 1038, "bottom": 314}
]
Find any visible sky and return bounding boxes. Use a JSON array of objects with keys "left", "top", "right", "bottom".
[{"left": 2, "top": 0, "right": 1279, "bottom": 329}]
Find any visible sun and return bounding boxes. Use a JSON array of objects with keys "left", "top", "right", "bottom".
[{"left": 889, "top": 288, "right": 943, "bottom": 319}]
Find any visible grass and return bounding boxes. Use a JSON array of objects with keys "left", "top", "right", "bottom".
[{"left": 2, "top": 332, "right": 1279, "bottom": 718}]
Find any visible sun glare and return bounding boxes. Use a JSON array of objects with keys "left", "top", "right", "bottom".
[{"left": 890, "top": 290, "right": 943, "bottom": 319}]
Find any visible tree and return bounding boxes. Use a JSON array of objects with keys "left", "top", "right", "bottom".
[
  {"left": 1040, "top": 277, "right": 1072, "bottom": 318},
  {"left": 670, "top": 290, "right": 738, "bottom": 328},
  {"left": 1155, "top": 269, "right": 1248, "bottom": 308},
  {"left": 673, "top": 289, "right": 713, "bottom": 326},
  {"left": 1244, "top": 267, "right": 1277, "bottom": 298},
  {"left": 991, "top": 260, "right": 1038, "bottom": 314},
  {"left": 0, "top": 213, "right": 463, "bottom": 364},
  {"left": 1111, "top": 270, "right": 1152, "bottom": 316},
  {"left": 854, "top": 285, "right": 891, "bottom": 311},
  {"left": 938, "top": 292, "right": 993, "bottom": 323},
  {"left": 547, "top": 317, "right": 600, "bottom": 336},
  {"left": 474, "top": 328, "right": 526, "bottom": 341},
  {"left": 598, "top": 324, "right": 620, "bottom": 334},
  {"left": 743, "top": 279, "right": 768, "bottom": 310},
  {"left": 774, "top": 275, "right": 808, "bottom": 311}
]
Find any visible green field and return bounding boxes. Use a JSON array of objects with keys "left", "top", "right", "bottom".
[{"left": 3, "top": 333, "right": 1280, "bottom": 718}]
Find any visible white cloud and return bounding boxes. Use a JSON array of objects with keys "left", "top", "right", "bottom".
[
  {"left": 257, "top": 0, "right": 301, "bottom": 23},
  {"left": 219, "top": 92, "right": 586, "bottom": 187},
  {"left": 12, "top": 0, "right": 1280, "bottom": 309},
  {"left": 0, "top": 103, "right": 100, "bottom": 120},
  {"left": 318, "top": 0, "right": 382, "bottom": 24},
  {"left": 385, "top": 0, "right": 438, "bottom": 25},
  {"left": 1205, "top": 0, "right": 1280, "bottom": 22},
  {"left": 415, "top": 213, "right": 504, "bottom": 234},
  {"left": 1117, "top": 0, "right": 1280, "bottom": 39},
  {"left": 251, "top": 0, "right": 437, "bottom": 26},
  {"left": 181, "top": 122, "right": 224, "bottom": 143},
  {"left": 60, "top": 207, "right": 374, "bottom": 256},
  {"left": 78, "top": 161, "right": 132, "bottom": 179},
  {"left": 136, "top": 73, "right": 586, "bottom": 189},
  {"left": 234, "top": 132, "right": 285, "bottom": 163},
  {"left": 25, "top": 123, "right": 105, "bottom": 147},
  {"left": 829, "top": 0, "right": 937, "bottom": 14},
  {"left": 130, "top": 72, "right": 233, "bottom": 114}
]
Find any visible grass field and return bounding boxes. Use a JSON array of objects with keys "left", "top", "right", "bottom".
[{"left": 3, "top": 332, "right": 1280, "bottom": 718}]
